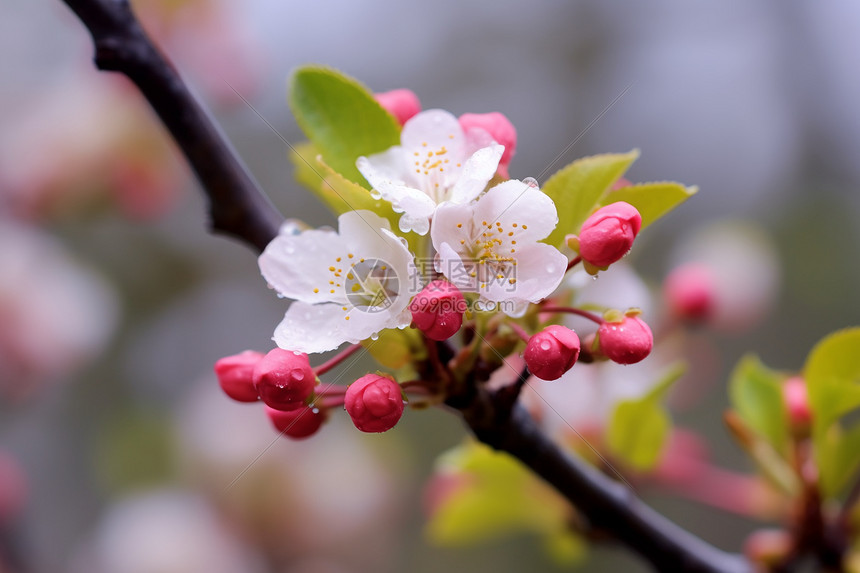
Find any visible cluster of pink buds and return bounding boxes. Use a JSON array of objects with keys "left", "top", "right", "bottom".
[
  {"left": 568, "top": 201, "right": 642, "bottom": 274},
  {"left": 214, "top": 346, "right": 407, "bottom": 439}
]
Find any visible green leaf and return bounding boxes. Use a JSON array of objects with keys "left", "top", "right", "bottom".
[
  {"left": 816, "top": 422, "right": 860, "bottom": 497},
  {"left": 606, "top": 364, "right": 683, "bottom": 471},
  {"left": 426, "top": 442, "right": 571, "bottom": 547},
  {"left": 607, "top": 401, "right": 669, "bottom": 470},
  {"left": 729, "top": 354, "right": 789, "bottom": 454},
  {"left": 600, "top": 182, "right": 697, "bottom": 230},
  {"left": 541, "top": 150, "right": 639, "bottom": 248},
  {"left": 804, "top": 328, "right": 860, "bottom": 430},
  {"left": 543, "top": 529, "right": 586, "bottom": 566},
  {"left": 289, "top": 66, "right": 400, "bottom": 185},
  {"left": 803, "top": 327, "right": 860, "bottom": 496},
  {"left": 362, "top": 327, "right": 425, "bottom": 370}
]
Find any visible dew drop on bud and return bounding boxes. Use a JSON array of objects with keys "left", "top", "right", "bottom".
[{"left": 522, "top": 177, "right": 539, "bottom": 188}]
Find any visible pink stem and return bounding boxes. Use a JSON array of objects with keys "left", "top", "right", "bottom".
[
  {"left": 541, "top": 306, "right": 604, "bottom": 325},
  {"left": 566, "top": 256, "right": 582, "bottom": 272},
  {"left": 314, "top": 343, "right": 363, "bottom": 375},
  {"left": 507, "top": 322, "right": 531, "bottom": 342}
]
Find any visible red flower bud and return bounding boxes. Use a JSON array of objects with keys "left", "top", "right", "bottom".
[
  {"left": 375, "top": 89, "right": 421, "bottom": 126},
  {"left": 523, "top": 325, "right": 580, "bottom": 381},
  {"left": 578, "top": 202, "right": 642, "bottom": 268},
  {"left": 252, "top": 348, "right": 316, "bottom": 411},
  {"left": 459, "top": 112, "right": 517, "bottom": 177},
  {"left": 597, "top": 315, "right": 653, "bottom": 365},
  {"left": 664, "top": 264, "right": 714, "bottom": 321},
  {"left": 214, "top": 350, "right": 263, "bottom": 402},
  {"left": 783, "top": 376, "right": 812, "bottom": 428},
  {"left": 265, "top": 405, "right": 326, "bottom": 440},
  {"left": 409, "top": 280, "right": 465, "bottom": 341},
  {"left": 345, "top": 374, "right": 404, "bottom": 433}
]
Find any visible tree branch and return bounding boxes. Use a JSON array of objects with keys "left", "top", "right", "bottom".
[
  {"left": 59, "top": 1, "right": 751, "bottom": 571},
  {"left": 458, "top": 390, "right": 751, "bottom": 573},
  {"left": 61, "top": 0, "right": 283, "bottom": 251}
]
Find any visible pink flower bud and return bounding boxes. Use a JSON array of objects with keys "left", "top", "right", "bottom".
[
  {"left": 597, "top": 315, "right": 653, "bottom": 365},
  {"left": 374, "top": 89, "right": 421, "bottom": 126},
  {"left": 459, "top": 112, "right": 517, "bottom": 177},
  {"left": 214, "top": 350, "right": 263, "bottom": 402},
  {"left": 523, "top": 325, "right": 580, "bottom": 381},
  {"left": 578, "top": 202, "right": 642, "bottom": 268},
  {"left": 345, "top": 374, "right": 404, "bottom": 433},
  {"left": 663, "top": 264, "right": 715, "bottom": 321},
  {"left": 783, "top": 376, "right": 812, "bottom": 428},
  {"left": 265, "top": 405, "right": 326, "bottom": 440},
  {"left": 409, "top": 280, "right": 465, "bottom": 341},
  {"left": 252, "top": 348, "right": 316, "bottom": 411}
]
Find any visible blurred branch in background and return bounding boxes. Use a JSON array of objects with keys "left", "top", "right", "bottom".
[
  {"left": 58, "top": 0, "right": 752, "bottom": 571},
  {"left": 62, "top": 0, "right": 282, "bottom": 251}
]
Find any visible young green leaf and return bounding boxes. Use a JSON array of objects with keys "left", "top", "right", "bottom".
[
  {"left": 289, "top": 66, "right": 400, "bottom": 185},
  {"left": 362, "top": 327, "right": 425, "bottom": 370},
  {"left": 600, "top": 182, "right": 697, "bottom": 230},
  {"left": 541, "top": 150, "right": 639, "bottom": 248},
  {"left": 803, "top": 327, "right": 860, "bottom": 497},
  {"left": 606, "top": 363, "right": 684, "bottom": 470},
  {"left": 426, "top": 442, "right": 572, "bottom": 548},
  {"left": 728, "top": 354, "right": 789, "bottom": 454}
]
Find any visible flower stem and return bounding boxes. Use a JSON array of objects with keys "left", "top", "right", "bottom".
[
  {"left": 541, "top": 305, "right": 604, "bottom": 325},
  {"left": 314, "top": 343, "right": 363, "bottom": 375},
  {"left": 566, "top": 256, "right": 582, "bottom": 272},
  {"left": 507, "top": 322, "right": 531, "bottom": 342}
]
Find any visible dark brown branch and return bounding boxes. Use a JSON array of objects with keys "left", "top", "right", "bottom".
[
  {"left": 459, "top": 392, "right": 751, "bottom": 573},
  {"left": 60, "top": 2, "right": 752, "bottom": 571},
  {"left": 61, "top": 0, "right": 283, "bottom": 251}
]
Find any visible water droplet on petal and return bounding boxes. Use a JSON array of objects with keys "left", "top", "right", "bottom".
[
  {"left": 546, "top": 265, "right": 556, "bottom": 273},
  {"left": 540, "top": 340, "right": 552, "bottom": 351},
  {"left": 522, "top": 177, "right": 539, "bottom": 189},
  {"left": 370, "top": 189, "right": 382, "bottom": 200}
]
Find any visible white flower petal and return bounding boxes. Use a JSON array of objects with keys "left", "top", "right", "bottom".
[
  {"left": 355, "top": 147, "right": 408, "bottom": 191},
  {"left": 449, "top": 144, "right": 504, "bottom": 204},
  {"left": 258, "top": 228, "right": 349, "bottom": 304},
  {"left": 401, "top": 109, "right": 465, "bottom": 158},
  {"left": 273, "top": 302, "right": 351, "bottom": 354},
  {"left": 500, "top": 242, "right": 567, "bottom": 302},
  {"left": 473, "top": 180, "right": 558, "bottom": 242},
  {"left": 430, "top": 200, "right": 474, "bottom": 256}
]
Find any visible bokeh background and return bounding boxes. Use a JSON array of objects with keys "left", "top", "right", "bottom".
[{"left": 1, "top": 1, "right": 860, "bottom": 571}]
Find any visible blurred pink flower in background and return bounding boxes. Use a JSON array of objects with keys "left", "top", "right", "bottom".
[
  {"left": 69, "top": 489, "right": 267, "bottom": 573},
  {"left": 0, "top": 0, "right": 261, "bottom": 223},
  {"left": 666, "top": 221, "right": 780, "bottom": 333},
  {"left": 0, "top": 221, "right": 118, "bottom": 399},
  {"left": 175, "top": 380, "right": 405, "bottom": 572}
]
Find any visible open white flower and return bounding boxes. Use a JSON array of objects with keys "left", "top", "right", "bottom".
[
  {"left": 356, "top": 109, "right": 504, "bottom": 236},
  {"left": 259, "top": 211, "right": 418, "bottom": 354},
  {"left": 431, "top": 180, "right": 568, "bottom": 316}
]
